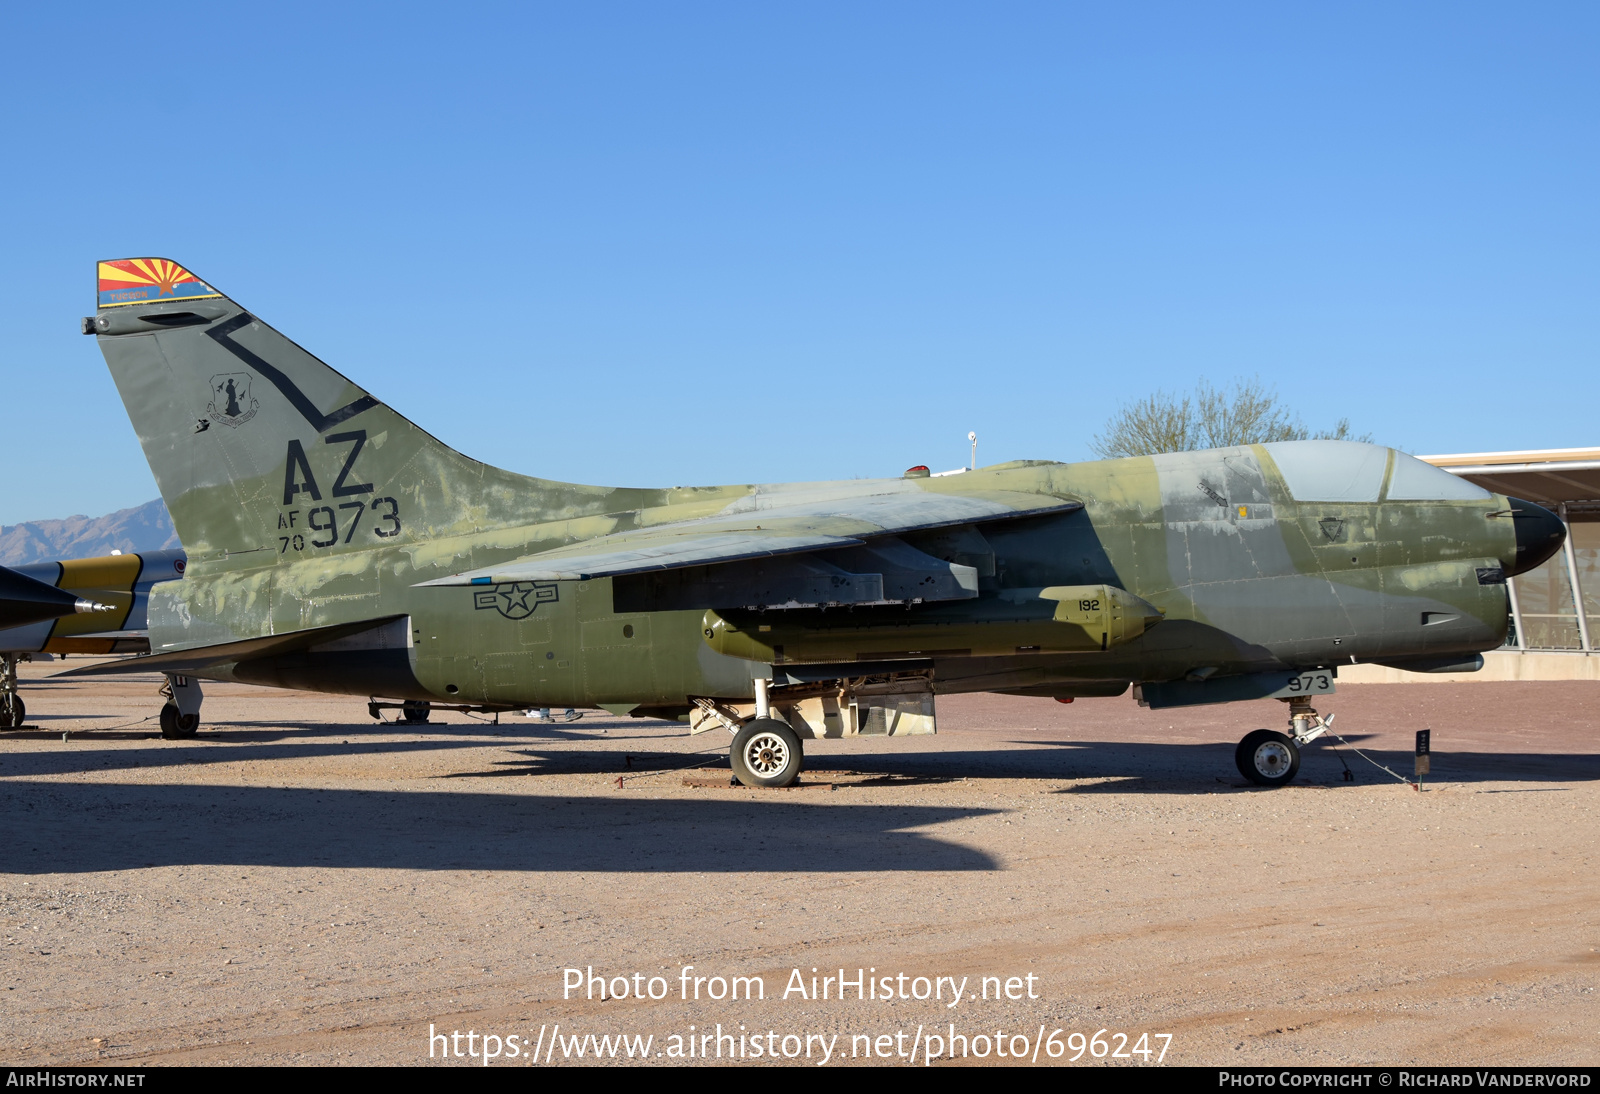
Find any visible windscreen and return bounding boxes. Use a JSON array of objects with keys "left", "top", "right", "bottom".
[{"left": 1386, "top": 453, "right": 1492, "bottom": 500}]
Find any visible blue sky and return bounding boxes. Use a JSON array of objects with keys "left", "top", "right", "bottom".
[{"left": 2, "top": 3, "right": 1596, "bottom": 524}]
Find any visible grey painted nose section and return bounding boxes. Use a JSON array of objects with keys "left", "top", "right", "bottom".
[{"left": 1506, "top": 498, "right": 1566, "bottom": 577}]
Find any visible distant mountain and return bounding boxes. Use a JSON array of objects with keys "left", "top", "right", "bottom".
[{"left": 0, "top": 499, "right": 180, "bottom": 566}]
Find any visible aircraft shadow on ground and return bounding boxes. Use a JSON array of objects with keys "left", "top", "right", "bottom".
[
  {"left": 798, "top": 740, "right": 1600, "bottom": 790},
  {"left": 0, "top": 782, "right": 999, "bottom": 875},
  {"left": 0, "top": 724, "right": 666, "bottom": 778},
  {"left": 1, "top": 731, "right": 1593, "bottom": 790}
]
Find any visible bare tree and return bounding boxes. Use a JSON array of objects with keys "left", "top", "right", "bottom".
[{"left": 1089, "top": 378, "right": 1370, "bottom": 459}]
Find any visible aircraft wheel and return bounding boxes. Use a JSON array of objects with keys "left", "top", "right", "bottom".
[
  {"left": 400, "top": 701, "right": 431, "bottom": 725},
  {"left": 1235, "top": 729, "right": 1299, "bottom": 787},
  {"left": 159, "top": 702, "right": 199, "bottom": 740},
  {"left": 1, "top": 695, "right": 24, "bottom": 728},
  {"left": 731, "top": 718, "right": 803, "bottom": 789}
]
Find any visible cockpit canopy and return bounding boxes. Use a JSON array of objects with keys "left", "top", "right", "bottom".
[{"left": 1262, "top": 441, "right": 1490, "bottom": 503}]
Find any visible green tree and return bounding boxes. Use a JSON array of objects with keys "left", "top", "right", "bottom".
[{"left": 1089, "top": 377, "right": 1370, "bottom": 459}]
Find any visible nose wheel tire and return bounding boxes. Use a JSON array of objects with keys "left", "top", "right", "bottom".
[
  {"left": 1235, "top": 729, "right": 1300, "bottom": 787},
  {"left": 1, "top": 694, "right": 23, "bottom": 728},
  {"left": 159, "top": 702, "right": 200, "bottom": 740},
  {"left": 731, "top": 718, "right": 803, "bottom": 789},
  {"left": 400, "top": 701, "right": 431, "bottom": 725}
]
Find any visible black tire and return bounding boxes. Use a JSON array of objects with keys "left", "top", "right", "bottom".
[
  {"left": 159, "top": 702, "right": 199, "bottom": 740},
  {"left": 1235, "top": 729, "right": 1300, "bottom": 787},
  {"left": 1, "top": 694, "right": 23, "bottom": 728},
  {"left": 401, "top": 700, "right": 432, "bottom": 725},
  {"left": 730, "top": 718, "right": 803, "bottom": 789}
]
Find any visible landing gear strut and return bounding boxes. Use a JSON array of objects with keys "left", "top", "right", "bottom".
[
  {"left": 1234, "top": 697, "right": 1331, "bottom": 788},
  {"left": 691, "top": 679, "right": 806, "bottom": 789},
  {"left": 159, "top": 674, "right": 204, "bottom": 739},
  {"left": 0, "top": 654, "right": 23, "bottom": 729}
]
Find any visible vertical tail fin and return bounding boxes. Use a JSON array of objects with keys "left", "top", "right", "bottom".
[{"left": 90, "top": 259, "right": 624, "bottom": 566}]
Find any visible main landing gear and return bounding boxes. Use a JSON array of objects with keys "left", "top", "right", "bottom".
[
  {"left": 0, "top": 654, "right": 23, "bottom": 729},
  {"left": 693, "top": 679, "right": 806, "bottom": 789},
  {"left": 731, "top": 719, "right": 804, "bottom": 789},
  {"left": 158, "top": 674, "right": 204, "bottom": 739},
  {"left": 1234, "top": 697, "right": 1330, "bottom": 788}
]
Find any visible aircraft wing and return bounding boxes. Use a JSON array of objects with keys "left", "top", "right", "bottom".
[{"left": 417, "top": 487, "right": 1080, "bottom": 610}]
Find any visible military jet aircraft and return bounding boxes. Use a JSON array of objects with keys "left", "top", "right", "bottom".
[
  {"left": 0, "top": 549, "right": 185, "bottom": 726},
  {"left": 65, "top": 258, "right": 1566, "bottom": 783}
]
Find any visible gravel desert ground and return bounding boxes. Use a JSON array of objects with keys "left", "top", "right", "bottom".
[{"left": 1, "top": 660, "right": 1596, "bottom": 1067}]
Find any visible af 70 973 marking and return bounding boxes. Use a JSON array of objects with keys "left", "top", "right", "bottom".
[{"left": 278, "top": 497, "right": 400, "bottom": 552}]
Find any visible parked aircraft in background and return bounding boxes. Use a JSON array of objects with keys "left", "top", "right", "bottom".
[
  {"left": 0, "top": 565, "right": 108, "bottom": 630},
  {"left": 65, "top": 258, "right": 1566, "bottom": 782},
  {"left": 0, "top": 549, "right": 185, "bottom": 727}
]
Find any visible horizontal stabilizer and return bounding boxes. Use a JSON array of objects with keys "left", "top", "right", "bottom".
[
  {"left": 418, "top": 489, "right": 1079, "bottom": 586},
  {"left": 53, "top": 615, "right": 406, "bottom": 677}
]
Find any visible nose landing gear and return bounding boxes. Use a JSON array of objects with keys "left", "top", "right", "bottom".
[
  {"left": 1234, "top": 697, "right": 1331, "bottom": 787},
  {"left": 1236, "top": 729, "right": 1300, "bottom": 786}
]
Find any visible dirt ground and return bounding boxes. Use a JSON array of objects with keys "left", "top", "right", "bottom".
[{"left": 1, "top": 659, "right": 1596, "bottom": 1067}]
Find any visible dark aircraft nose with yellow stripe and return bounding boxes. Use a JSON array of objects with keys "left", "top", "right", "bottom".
[
  {"left": 0, "top": 566, "right": 110, "bottom": 629},
  {"left": 0, "top": 549, "right": 186, "bottom": 656}
]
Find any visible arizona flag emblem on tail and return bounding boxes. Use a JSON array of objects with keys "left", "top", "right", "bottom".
[{"left": 97, "top": 258, "right": 221, "bottom": 308}]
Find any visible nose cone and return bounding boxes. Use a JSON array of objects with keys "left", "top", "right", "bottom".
[
  {"left": 1506, "top": 498, "right": 1566, "bottom": 576},
  {"left": 0, "top": 565, "right": 84, "bottom": 629}
]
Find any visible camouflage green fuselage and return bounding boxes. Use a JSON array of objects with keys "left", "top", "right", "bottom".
[
  {"left": 151, "top": 449, "right": 1513, "bottom": 708},
  {"left": 88, "top": 274, "right": 1516, "bottom": 711}
]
